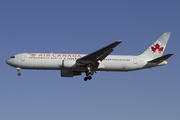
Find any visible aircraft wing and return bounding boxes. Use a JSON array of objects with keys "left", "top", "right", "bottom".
[{"left": 77, "top": 41, "right": 122, "bottom": 64}]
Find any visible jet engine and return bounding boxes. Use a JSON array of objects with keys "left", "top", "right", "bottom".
[{"left": 61, "top": 70, "right": 81, "bottom": 77}]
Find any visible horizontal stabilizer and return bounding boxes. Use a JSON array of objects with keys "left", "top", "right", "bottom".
[{"left": 148, "top": 53, "right": 174, "bottom": 63}]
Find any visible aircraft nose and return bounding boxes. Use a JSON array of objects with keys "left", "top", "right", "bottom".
[
  {"left": 6, "top": 59, "right": 10, "bottom": 65},
  {"left": 6, "top": 59, "right": 9, "bottom": 64}
]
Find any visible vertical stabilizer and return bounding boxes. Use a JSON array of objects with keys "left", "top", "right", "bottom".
[{"left": 140, "top": 32, "right": 171, "bottom": 59}]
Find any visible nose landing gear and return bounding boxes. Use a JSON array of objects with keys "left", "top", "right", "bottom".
[{"left": 17, "top": 68, "right": 21, "bottom": 76}]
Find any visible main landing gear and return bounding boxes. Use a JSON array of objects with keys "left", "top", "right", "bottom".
[
  {"left": 84, "top": 71, "right": 94, "bottom": 81},
  {"left": 84, "top": 76, "right": 92, "bottom": 81},
  {"left": 17, "top": 68, "right": 21, "bottom": 76}
]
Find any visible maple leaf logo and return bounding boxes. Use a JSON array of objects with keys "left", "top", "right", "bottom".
[{"left": 151, "top": 44, "right": 164, "bottom": 54}]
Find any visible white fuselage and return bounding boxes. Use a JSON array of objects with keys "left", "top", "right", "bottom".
[
  {"left": 6, "top": 53, "right": 167, "bottom": 72},
  {"left": 5, "top": 33, "right": 172, "bottom": 80}
]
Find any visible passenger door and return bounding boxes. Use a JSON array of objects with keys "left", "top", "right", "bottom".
[
  {"left": 133, "top": 58, "right": 137, "bottom": 64},
  {"left": 21, "top": 55, "right": 25, "bottom": 61}
]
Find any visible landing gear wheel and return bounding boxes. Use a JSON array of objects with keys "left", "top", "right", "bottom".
[
  {"left": 84, "top": 77, "right": 88, "bottom": 81},
  {"left": 84, "top": 76, "right": 92, "bottom": 81},
  {"left": 88, "top": 76, "right": 92, "bottom": 80},
  {"left": 16, "top": 68, "right": 21, "bottom": 76},
  {"left": 18, "top": 73, "right": 21, "bottom": 76}
]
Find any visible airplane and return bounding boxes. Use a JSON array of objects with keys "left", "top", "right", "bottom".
[{"left": 6, "top": 32, "right": 173, "bottom": 81}]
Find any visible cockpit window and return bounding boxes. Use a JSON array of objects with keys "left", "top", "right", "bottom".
[{"left": 10, "top": 56, "right": 15, "bottom": 58}]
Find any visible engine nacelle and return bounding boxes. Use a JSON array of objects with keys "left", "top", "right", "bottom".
[{"left": 61, "top": 70, "right": 82, "bottom": 77}]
